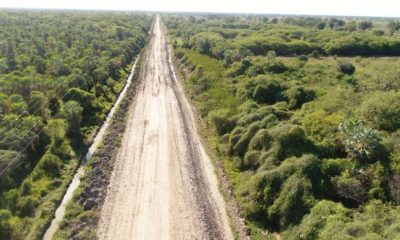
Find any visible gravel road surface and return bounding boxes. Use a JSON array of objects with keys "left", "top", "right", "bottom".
[{"left": 97, "top": 16, "right": 233, "bottom": 240}]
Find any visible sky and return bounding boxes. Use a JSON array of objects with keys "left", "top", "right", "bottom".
[{"left": 0, "top": 0, "right": 399, "bottom": 17}]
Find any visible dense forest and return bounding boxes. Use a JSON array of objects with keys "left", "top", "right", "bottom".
[
  {"left": 0, "top": 10, "right": 151, "bottom": 239},
  {"left": 165, "top": 14, "right": 400, "bottom": 239}
]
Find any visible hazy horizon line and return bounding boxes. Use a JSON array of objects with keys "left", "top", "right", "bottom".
[{"left": 1, "top": 7, "right": 399, "bottom": 19}]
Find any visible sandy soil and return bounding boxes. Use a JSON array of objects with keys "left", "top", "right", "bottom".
[{"left": 97, "top": 16, "right": 233, "bottom": 240}]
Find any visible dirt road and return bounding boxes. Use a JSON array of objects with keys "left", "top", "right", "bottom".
[{"left": 97, "top": 16, "right": 233, "bottom": 240}]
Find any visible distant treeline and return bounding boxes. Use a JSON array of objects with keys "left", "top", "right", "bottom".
[{"left": 166, "top": 15, "right": 400, "bottom": 58}]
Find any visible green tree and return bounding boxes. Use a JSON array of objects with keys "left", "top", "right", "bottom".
[
  {"left": 6, "top": 41, "right": 16, "bottom": 72},
  {"left": 62, "top": 101, "right": 83, "bottom": 135},
  {"left": 387, "top": 21, "right": 400, "bottom": 34},
  {"left": 45, "top": 119, "right": 67, "bottom": 141},
  {"left": 28, "top": 91, "right": 48, "bottom": 118},
  {"left": 358, "top": 21, "right": 373, "bottom": 30}
]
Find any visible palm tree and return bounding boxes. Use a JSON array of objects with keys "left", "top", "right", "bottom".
[{"left": 338, "top": 119, "right": 380, "bottom": 161}]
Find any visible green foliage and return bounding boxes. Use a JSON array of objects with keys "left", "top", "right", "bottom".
[
  {"left": 0, "top": 11, "right": 151, "bottom": 239},
  {"left": 285, "top": 200, "right": 400, "bottom": 239},
  {"left": 45, "top": 119, "right": 67, "bottom": 141},
  {"left": 62, "top": 101, "right": 83, "bottom": 135},
  {"left": 338, "top": 62, "right": 356, "bottom": 75},
  {"left": 167, "top": 15, "right": 400, "bottom": 239},
  {"left": 302, "top": 110, "right": 344, "bottom": 157},
  {"left": 238, "top": 154, "right": 321, "bottom": 228},
  {"left": 334, "top": 174, "right": 368, "bottom": 204},
  {"left": 37, "top": 153, "right": 62, "bottom": 177},
  {"left": 338, "top": 120, "right": 381, "bottom": 161},
  {"left": 252, "top": 81, "right": 283, "bottom": 104},
  {"left": 359, "top": 91, "right": 400, "bottom": 132},
  {"left": 263, "top": 61, "right": 289, "bottom": 74},
  {"left": 285, "top": 86, "right": 315, "bottom": 109},
  {"left": 28, "top": 91, "right": 49, "bottom": 118},
  {"left": 321, "top": 158, "right": 355, "bottom": 176},
  {"left": 358, "top": 21, "right": 373, "bottom": 30},
  {"left": 388, "top": 21, "right": 400, "bottom": 33},
  {"left": 16, "top": 196, "right": 39, "bottom": 217},
  {"left": 268, "top": 174, "right": 315, "bottom": 228},
  {"left": 284, "top": 200, "right": 350, "bottom": 240},
  {"left": 208, "top": 109, "right": 236, "bottom": 135}
]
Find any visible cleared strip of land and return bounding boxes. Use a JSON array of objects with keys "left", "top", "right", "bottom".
[{"left": 97, "top": 16, "right": 233, "bottom": 240}]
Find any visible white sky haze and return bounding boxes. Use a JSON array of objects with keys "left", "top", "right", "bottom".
[{"left": 0, "top": 0, "right": 399, "bottom": 17}]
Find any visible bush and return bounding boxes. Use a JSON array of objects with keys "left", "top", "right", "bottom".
[
  {"left": 263, "top": 61, "right": 288, "bottom": 74},
  {"left": 248, "top": 129, "right": 272, "bottom": 151},
  {"left": 359, "top": 91, "right": 400, "bottom": 132},
  {"left": 268, "top": 174, "right": 315, "bottom": 228},
  {"left": 284, "top": 200, "right": 349, "bottom": 240},
  {"left": 338, "top": 62, "right": 356, "bottom": 75},
  {"left": 285, "top": 86, "right": 315, "bottom": 109},
  {"left": 298, "top": 55, "right": 309, "bottom": 62},
  {"left": 0, "top": 209, "right": 13, "bottom": 239},
  {"left": 208, "top": 109, "right": 236, "bottom": 135},
  {"left": 243, "top": 150, "right": 262, "bottom": 170},
  {"left": 45, "top": 119, "right": 67, "bottom": 141},
  {"left": 238, "top": 154, "right": 321, "bottom": 223},
  {"left": 38, "top": 153, "right": 62, "bottom": 177},
  {"left": 322, "top": 158, "right": 355, "bottom": 176},
  {"left": 252, "top": 81, "right": 283, "bottom": 104},
  {"left": 334, "top": 174, "right": 368, "bottom": 204},
  {"left": 302, "top": 110, "right": 344, "bottom": 157},
  {"left": 230, "top": 121, "right": 262, "bottom": 158},
  {"left": 16, "top": 196, "right": 39, "bottom": 217},
  {"left": 269, "top": 124, "right": 313, "bottom": 162},
  {"left": 310, "top": 50, "right": 320, "bottom": 59}
]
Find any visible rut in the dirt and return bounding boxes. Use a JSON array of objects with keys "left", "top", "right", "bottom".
[{"left": 97, "top": 16, "right": 233, "bottom": 240}]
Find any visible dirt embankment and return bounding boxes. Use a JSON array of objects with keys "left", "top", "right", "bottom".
[{"left": 61, "top": 51, "right": 145, "bottom": 239}]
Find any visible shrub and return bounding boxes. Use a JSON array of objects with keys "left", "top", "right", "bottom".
[
  {"left": 342, "top": 74, "right": 359, "bottom": 88},
  {"left": 0, "top": 209, "right": 13, "bottom": 239},
  {"left": 208, "top": 109, "right": 236, "bottom": 135},
  {"left": 243, "top": 150, "right": 262, "bottom": 170},
  {"left": 226, "top": 59, "right": 252, "bottom": 77},
  {"left": 269, "top": 124, "right": 313, "bottom": 162},
  {"left": 62, "top": 88, "right": 97, "bottom": 116},
  {"left": 334, "top": 174, "right": 368, "bottom": 204},
  {"left": 38, "top": 153, "right": 62, "bottom": 177},
  {"left": 359, "top": 91, "right": 400, "bottom": 132},
  {"left": 284, "top": 200, "right": 349, "bottom": 240},
  {"left": 338, "top": 62, "right": 356, "bottom": 75},
  {"left": 238, "top": 155, "right": 321, "bottom": 230},
  {"left": 310, "top": 50, "right": 320, "bottom": 59},
  {"left": 322, "top": 158, "right": 355, "bottom": 176},
  {"left": 268, "top": 174, "right": 315, "bottom": 228},
  {"left": 248, "top": 129, "right": 272, "bottom": 151},
  {"left": 16, "top": 196, "right": 39, "bottom": 217},
  {"left": 231, "top": 121, "right": 262, "bottom": 158},
  {"left": 298, "top": 55, "right": 309, "bottom": 62},
  {"left": 252, "top": 81, "right": 283, "bottom": 104},
  {"left": 302, "top": 110, "right": 344, "bottom": 157},
  {"left": 263, "top": 61, "right": 288, "bottom": 74},
  {"left": 285, "top": 86, "right": 315, "bottom": 109},
  {"left": 45, "top": 119, "right": 67, "bottom": 141}
]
